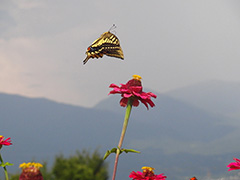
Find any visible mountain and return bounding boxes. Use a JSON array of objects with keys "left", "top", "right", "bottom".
[
  {"left": 0, "top": 86, "right": 239, "bottom": 180},
  {"left": 165, "top": 80, "right": 240, "bottom": 119},
  {"left": 95, "top": 94, "right": 234, "bottom": 150}
]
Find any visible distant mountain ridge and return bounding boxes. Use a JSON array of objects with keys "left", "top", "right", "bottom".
[
  {"left": 0, "top": 80, "right": 239, "bottom": 180},
  {"left": 165, "top": 80, "right": 240, "bottom": 117}
]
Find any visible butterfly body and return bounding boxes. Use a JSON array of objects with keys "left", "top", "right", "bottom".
[{"left": 83, "top": 31, "right": 124, "bottom": 64}]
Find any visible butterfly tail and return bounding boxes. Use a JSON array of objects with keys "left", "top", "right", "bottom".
[{"left": 83, "top": 56, "right": 91, "bottom": 65}]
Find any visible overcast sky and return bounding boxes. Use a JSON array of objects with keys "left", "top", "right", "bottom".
[{"left": 1, "top": 0, "right": 240, "bottom": 107}]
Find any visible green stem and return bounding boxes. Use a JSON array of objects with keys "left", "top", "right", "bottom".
[
  {"left": 0, "top": 153, "right": 9, "bottom": 180},
  {"left": 112, "top": 98, "right": 133, "bottom": 180}
]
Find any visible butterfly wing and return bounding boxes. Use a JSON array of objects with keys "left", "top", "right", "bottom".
[{"left": 83, "top": 32, "right": 124, "bottom": 65}]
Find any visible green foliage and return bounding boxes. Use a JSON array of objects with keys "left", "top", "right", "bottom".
[
  {"left": 9, "top": 149, "right": 108, "bottom": 180},
  {"left": 52, "top": 149, "right": 108, "bottom": 180},
  {"left": 40, "top": 161, "right": 54, "bottom": 180},
  {"left": 0, "top": 162, "right": 13, "bottom": 167},
  {"left": 9, "top": 173, "right": 19, "bottom": 180}
]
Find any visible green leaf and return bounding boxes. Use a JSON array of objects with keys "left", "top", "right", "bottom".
[
  {"left": 103, "top": 147, "right": 140, "bottom": 160},
  {"left": 0, "top": 162, "right": 14, "bottom": 167},
  {"left": 121, "top": 148, "right": 140, "bottom": 154},
  {"left": 103, "top": 148, "right": 117, "bottom": 160},
  {"left": 103, "top": 150, "right": 111, "bottom": 160}
]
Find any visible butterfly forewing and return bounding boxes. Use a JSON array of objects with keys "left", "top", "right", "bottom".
[{"left": 83, "top": 32, "right": 124, "bottom": 65}]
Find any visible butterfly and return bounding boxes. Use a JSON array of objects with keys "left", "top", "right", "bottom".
[{"left": 83, "top": 27, "right": 124, "bottom": 65}]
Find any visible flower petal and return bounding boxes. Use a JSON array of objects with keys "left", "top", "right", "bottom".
[
  {"left": 148, "top": 92, "right": 157, "bottom": 98},
  {"left": 109, "top": 76, "right": 157, "bottom": 109},
  {"left": 129, "top": 171, "right": 143, "bottom": 179},
  {"left": 132, "top": 99, "right": 140, "bottom": 107},
  {"left": 0, "top": 136, "right": 12, "bottom": 146},
  {"left": 227, "top": 158, "right": 240, "bottom": 171},
  {"left": 108, "top": 90, "right": 121, "bottom": 95},
  {"left": 140, "top": 99, "right": 149, "bottom": 110},
  {"left": 120, "top": 98, "right": 128, "bottom": 107},
  {"left": 145, "top": 99, "right": 156, "bottom": 107},
  {"left": 109, "top": 84, "right": 119, "bottom": 88},
  {"left": 123, "top": 93, "right": 133, "bottom": 98},
  {"left": 130, "top": 86, "right": 142, "bottom": 93}
]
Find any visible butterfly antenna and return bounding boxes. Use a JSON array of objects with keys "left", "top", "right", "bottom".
[{"left": 109, "top": 24, "right": 117, "bottom": 32}]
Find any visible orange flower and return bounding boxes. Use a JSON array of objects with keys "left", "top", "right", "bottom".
[{"left": 190, "top": 177, "right": 197, "bottom": 180}]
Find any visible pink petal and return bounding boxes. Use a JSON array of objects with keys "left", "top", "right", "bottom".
[
  {"left": 234, "top": 158, "right": 240, "bottom": 163},
  {"left": 123, "top": 93, "right": 133, "bottom": 98},
  {"left": 132, "top": 91, "right": 144, "bottom": 98},
  {"left": 145, "top": 99, "right": 156, "bottom": 107},
  {"left": 3, "top": 137, "right": 12, "bottom": 145},
  {"left": 129, "top": 171, "right": 143, "bottom": 179},
  {"left": 108, "top": 90, "right": 121, "bottom": 95},
  {"left": 140, "top": 99, "right": 149, "bottom": 109},
  {"left": 109, "top": 84, "right": 119, "bottom": 88},
  {"left": 130, "top": 86, "right": 142, "bottom": 93},
  {"left": 148, "top": 92, "right": 157, "bottom": 98},
  {"left": 120, "top": 84, "right": 128, "bottom": 89},
  {"left": 155, "top": 173, "right": 167, "bottom": 180},
  {"left": 0, "top": 136, "right": 12, "bottom": 146},
  {"left": 137, "top": 92, "right": 149, "bottom": 99},
  {"left": 120, "top": 89, "right": 131, "bottom": 93},
  {"left": 132, "top": 99, "right": 140, "bottom": 107},
  {"left": 120, "top": 98, "right": 128, "bottom": 107},
  {"left": 113, "top": 87, "right": 122, "bottom": 92},
  {"left": 227, "top": 158, "right": 240, "bottom": 171},
  {"left": 227, "top": 163, "right": 240, "bottom": 171}
]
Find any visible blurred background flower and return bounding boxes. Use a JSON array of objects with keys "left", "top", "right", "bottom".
[
  {"left": 227, "top": 158, "right": 240, "bottom": 171},
  {"left": 0, "top": 135, "right": 12, "bottom": 149},
  {"left": 129, "top": 166, "right": 167, "bottom": 180},
  {"left": 19, "top": 162, "right": 43, "bottom": 180}
]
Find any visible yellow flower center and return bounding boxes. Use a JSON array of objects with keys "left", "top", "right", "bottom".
[
  {"left": 19, "top": 162, "right": 43, "bottom": 169},
  {"left": 142, "top": 166, "right": 155, "bottom": 173},
  {"left": 132, "top": 75, "right": 142, "bottom": 81}
]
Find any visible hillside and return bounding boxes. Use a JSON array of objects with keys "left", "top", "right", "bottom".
[
  {"left": 166, "top": 80, "right": 240, "bottom": 118},
  {"left": 0, "top": 86, "right": 239, "bottom": 179}
]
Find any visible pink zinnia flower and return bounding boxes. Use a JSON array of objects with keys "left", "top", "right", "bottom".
[
  {"left": 227, "top": 158, "right": 240, "bottom": 171},
  {"left": 109, "top": 75, "right": 157, "bottom": 109},
  {"left": 129, "top": 166, "right": 167, "bottom": 180},
  {"left": 0, "top": 135, "right": 12, "bottom": 149},
  {"left": 19, "top": 162, "right": 44, "bottom": 180}
]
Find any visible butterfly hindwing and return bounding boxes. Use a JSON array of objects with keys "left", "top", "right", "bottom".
[{"left": 83, "top": 32, "right": 124, "bottom": 65}]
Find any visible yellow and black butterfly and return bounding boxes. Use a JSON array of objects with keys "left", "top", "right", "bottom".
[{"left": 83, "top": 27, "right": 124, "bottom": 65}]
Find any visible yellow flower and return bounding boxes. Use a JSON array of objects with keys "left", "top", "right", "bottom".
[
  {"left": 19, "top": 162, "right": 43, "bottom": 169},
  {"left": 19, "top": 162, "right": 43, "bottom": 180},
  {"left": 132, "top": 75, "right": 142, "bottom": 81},
  {"left": 142, "top": 166, "right": 155, "bottom": 173}
]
